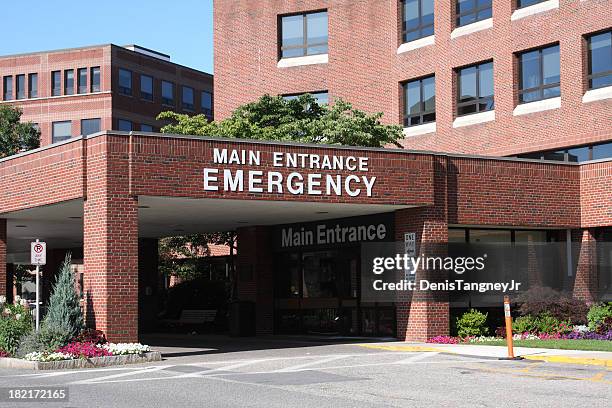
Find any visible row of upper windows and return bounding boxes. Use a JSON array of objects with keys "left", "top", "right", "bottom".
[
  {"left": 1, "top": 67, "right": 100, "bottom": 101},
  {"left": 517, "top": 141, "right": 612, "bottom": 163},
  {"left": 51, "top": 118, "right": 159, "bottom": 144},
  {"left": 403, "top": 32, "right": 611, "bottom": 127},
  {"left": 117, "top": 68, "right": 213, "bottom": 115}
]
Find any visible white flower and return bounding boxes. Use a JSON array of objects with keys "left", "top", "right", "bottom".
[
  {"left": 0, "top": 295, "right": 5, "bottom": 305},
  {"left": 19, "top": 299, "right": 28, "bottom": 307},
  {"left": 102, "top": 343, "right": 151, "bottom": 355},
  {"left": 15, "top": 314, "right": 21, "bottom": 321},
  {"left": 573, "top": 325, "right": 588, "bottom": 334},
  {"left": 3, "top": 308, "right": 11, "bottom": 315},
  {"left": 14, "top": 295, "right": 21, "bottom": 304},
  {"left": 23, "top": 352, "right": 73, "bottom": 362}
]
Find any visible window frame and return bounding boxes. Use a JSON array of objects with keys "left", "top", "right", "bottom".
[
  {"left": 586, "top": 30, "right": 612, "bottom": 90},
  {"left": 117, "top": 119, "right": 132, "bottom": 132},
  {"left": 52, "top": 120, "right": 72, "bottom": 143},
  {"left": 279, "top": 10, "right": 328, "bottom": 59},
  {"left": 118, "top": 68, "right": 132, "bottom": 96},
  {"left": 182, "top": 86, "right": 195, "bottom": 111},
  {"left": 3, "top": 76, "right": 12, "bottom": 101},
  {"left": 64, "top": 69, "right": 74, "bottom": 95},
  {"left": 517, "top": 44, "right": 560, "bottom": 104},
  {"left": 77, "top": 68, "right": 88, "bottom": 94},
  {"left": 402, "top": 0, "right": 435, "bottom": 43},
  {"left": 201, "top": 90, "right": 213, "bottom": 115},
  {"left": 80, "top": 118, "right": 101, "bottom": 136},
  {"left": 456, "top": 0, "right": 492, "bottom": 27},
  {"left": 403, "top": 75, "right": 436, "bottom": 127},
  {"left": 28, "top": 73, "right": 38, "bottom": 98},
  {"left": 140, "top": 74, "right": 154, "bottom": 101},
  {"left": 456, "top": 61, "right": 494, "bottom": 116},
  {"left": 15, "top": 74, "right": 25, "bottom": 100},
  {"left": 161, "top": 80, "right": 174, "bottom": 106},
  {"left": 51, "top": 71, "right": 61, "bottom": 96},
  {"left": 517, "top": 0, "right": 547, "bottom": 8},
  {"left": 90, "top": 67, "right": 101, "bottom": 93}
]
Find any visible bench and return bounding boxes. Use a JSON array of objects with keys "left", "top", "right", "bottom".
[{"left": 163, "top": 309, "right": 217, "bottom": 326}]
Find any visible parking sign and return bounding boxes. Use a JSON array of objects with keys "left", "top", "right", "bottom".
[{"left": 31, "top": 241, "right": 47, "bottom": 265}]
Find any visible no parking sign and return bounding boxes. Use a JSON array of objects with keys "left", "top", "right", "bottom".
[{"left": 31, "top": 240, "right": 47, "bottom": 265}]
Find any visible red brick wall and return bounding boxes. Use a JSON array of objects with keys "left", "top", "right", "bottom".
[
  {"left": 214, "top": 0, "right": 612, "bottom": 156},
  {"left": 0, "top": 219, "right": 6, "bottom": 297},
  {"left": 83, "top": 134, "right": 139, "bottom": 342},
  {"left": 580, "top": 160, "right": 612, "bottom": 228}
]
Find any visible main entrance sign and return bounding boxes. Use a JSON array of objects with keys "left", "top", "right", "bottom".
[{"left": 203, "top": 148, "right": 377, "bottom": 197}]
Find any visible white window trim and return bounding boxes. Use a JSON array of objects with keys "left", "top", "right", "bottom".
[
  {"left": 582, "top": 85, "right": 612, "bottom": 103},
  {"left": 513, "top": 96, "right": 561, "bottom": 116},
  {"left": 397, "top": 35, "right": 435, "bottom": 54},
  {"left": 450, "top": 18, "right": 493, "bottom": 39},
  {"left": 453, "top": 110, "right": 495, "bottom": 128},
  {"left": 511, "top": 0, "right": 559, "bottom": 22},
  {"left": 403, "top": 122, "right": 436, "bottom": 137},
  {"left": 277, "top": 53, "right": 328, "bottom": 68}
]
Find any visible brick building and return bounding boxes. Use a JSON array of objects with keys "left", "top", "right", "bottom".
[
  {"left": 0, "top": 44, "right": 213, "bottom": 146},
  {"left": 214, "top": 0, "right": 612, "bottom": 158}
]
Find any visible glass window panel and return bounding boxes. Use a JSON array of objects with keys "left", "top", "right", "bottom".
[
  {"left": 282, "top": 47, "right": 304, "bottom": 58},
  {"left": 543, "top": 85, "right": 560, "bottom": 99},
  {"left": 28, "top": 73, "right": 37, "bottom": 98},
  {"left": 307, "top": 45, "right": 328, "bottom": 55},
  {"left": 521, "top": 50, "right": 541, "bottom": 89},
  {"left": 521, "top": 90, "right": 539, "bottom": 103},
  {"left": 162, "top": 81, "right": 174, "bottom": 104},
  {"left": 423, "top": 112, "right": 436, "bottom": 123},
  {"left": 406, "top": 81, "right": 421, "bottom": 115},
  {"left": 448, "top": 229, "right": 467, "bottom": 243},
  {"left": 140, "top": 124, "right": 153, "bottom": 132},
  {"left": 422, "top": 25, "right": 434, "bottom": 38},
  {"left": 422, "top": 0, "right": 434, "bottom": 23},
  {"left": 458, "top": 104, "right": 477, "bottom": 115},
  {"left": 282, "top": 15, "right": 303, "bottom": 46},
  {"left": 519, "top": 0, "right": 545, "bottom": 7},
  {"left": 542, "top": 45, "right": 560, "bottom": 85},
  {"left": 52, "top": 121, "right": 72, "bottom": 143},
  {"left": 77, "top": 68, "right": 87, "bottom": 94},
  {"left": 52, "top": 71, "right": 61, "bottom": 96},
  {"left": 422, "top": 76, "right": 435, "bottom": 111},
  {"left": 404, "top": 0, "right": 419, "bottom": 31},
  {"left": 117, "top": 119, "right": 132, "bottom": 131},
  {"left": 16, "top": 75, "right": 25, "bottom": 99},
  {"left": 543, "top": 151, "right": 565, "bottom": 161},
  {"left": 3, "top": 76, "right": 12, "bottom": 100},
  {"left": 592, "top": 142, "right": 612, "bottom": 160},
  {"left": 479, "top": 62, "right": 494, "bottom": 97},
  {"left": 91, "top": 67, "right": 100, "bottom": 92},
  {"left": 592, "top": 75, "right": 612, "bottom": 89},
  {"left": 64, "top": 70, "right": 74, "bottom": 95},
  {"left": 477, "top": 8, "right": 492, "bottom": 20},
  {"left": 81, "top": 118, "right": 101, "bottom": 136},
  {"left": 140, "top": 75, "right": 153, "bottom": 100},
  {"left": 312, "top": 92, "right": 328, "bottom": 105},
  {"left": 201, "top": 91, "right": 213, "bottom": 111},
  {"left": 515, "top": 230, "right": 547, "bottom": 243},
  {"left": 589, "top": 32, "right": 612, "bottom": 75},
  {"left": 118, "top": 69, "right": 132, "bottom": 95},
  {"left": 182, "top": 86, "right": 194, "bottom": 110},
  {"left": 566, "top": 146, "right": 590, "bottom": 163},
  {"left": 459, "top": 66, "right": 477, "bottom": 101},
  {"left": 469, "top": 229, "right": 511, "bottom": 243},
  {"left": 306, "top": 12, "right": 327, "bottom": 45},
  {"left": 457, "top": 0, "right": 474, "bottom": 14}
]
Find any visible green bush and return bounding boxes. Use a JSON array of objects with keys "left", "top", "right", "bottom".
[
  {"left": 587, "top": 302, "right": 612, "bottom": 331},
  {"left": 16, "top": 324, "right": 72, "bottom": 358},
  {"left": 512, "top": 315, "right": 539, "bottom": 334},
  {"left": 43, "top": 253, "right": 83, "bottom": 338},
  {"left": 0, "top": 299, "right": 33, "bottom": 355},
  {"left": 456, "top": 309, "right": 489, "bottom": 338}
]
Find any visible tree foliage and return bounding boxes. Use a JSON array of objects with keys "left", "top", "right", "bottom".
[
  {"left": 158, "top": 94, "right": 403, "bottom": 147},
  {"left": 0, "top": 105, "right": 40, "bottom": 159},
  {"left": 43, "top": 254, "right": 84, "bottom": 338}
]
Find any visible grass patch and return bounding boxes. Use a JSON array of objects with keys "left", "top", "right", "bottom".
[{"left": 474, "top": 339, "right": 612, "bottom": 352}]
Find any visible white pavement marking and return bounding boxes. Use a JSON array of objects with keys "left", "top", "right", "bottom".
[
  {"left": 71, "top": 365, "right": 170, "bottom": 384},
  {"left": 397, "top": 352, "right": 439, "bottom": 364},
  {"left": 274, "top": 355, "right": 348, "bottom": 372}
]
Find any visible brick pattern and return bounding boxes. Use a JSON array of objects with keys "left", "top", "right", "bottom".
[
  {"left": 573, "top": 229, "right": 599, "bottom": 303},
  {"left": 83, "top": 135, "right": 139, "bottom": 342},
  {"left": 0, "top": 219, "right": 6, "bottom": 297},
  {"left": 214, "top": 0, "right": 612, "bottom": 156},
  {"left": 580, "top": 160, "right": 612, "bottom": 227}
]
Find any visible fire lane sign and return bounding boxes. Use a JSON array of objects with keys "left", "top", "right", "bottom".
[{"left": 31, "top": 241, "right": 47, "bottom": 265}]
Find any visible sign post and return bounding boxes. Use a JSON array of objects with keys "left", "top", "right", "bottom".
[
  {"left": 30, "top": 240, "right": 46, "bottom": 332},
  {"left": 500, "top": 295, "right": 523, "bottom": 360}
]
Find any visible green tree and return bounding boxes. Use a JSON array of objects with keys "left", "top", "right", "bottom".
[
  {"left": 43, "top": 253, "right": 84, "bottom": 338},
  {"left": 158, "top": 93, "right": 403, "bottom": 147},
  {"left": 0, "top": 105, "right": 40, "bottom": 159}
]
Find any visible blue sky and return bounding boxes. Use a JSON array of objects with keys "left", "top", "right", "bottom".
[{"left": 1, "top": 0, "right": 214, "bottom": 73}]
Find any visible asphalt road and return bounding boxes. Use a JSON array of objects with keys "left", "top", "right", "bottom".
[{"left": 0, "top": 336, "right": 610, "bottom": 408}]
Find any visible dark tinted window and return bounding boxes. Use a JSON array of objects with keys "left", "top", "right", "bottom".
[
  {"left": 283, "top": 91, "right": 329, "bottom": 105},
  {"left": 519, "top": 44, "right": 560, "bottom": 103},
  {"left": 52, "top": 121, "right": 72, "bottom": 143},
  {"left": 457, "top": 61, "right": 494, "bottom": 116},
  {"left": 402, "top": 0, "right": 434, "bottom": 43},
  {"left": 81, "top": 118, "right": 101, "bottom": 136},
  {"left": 16, "top": 74, "right": 25, "bottom": 99},
  {"left": 51, "top": 71, "right": 61, "bottom": 96},
  {"left": 403, "top": 75, "right": 436, "bottom": 127},
  {"left": 201, "top": 91, "right": 213, "bottom": 115},
  {"left": 64, "top": 69, "right": 74, "bottom": 95},
  {"left": 3, "top": 76, "right": 12, "bottom": 100},
  {"left": 593, "top": 142, "right": 612, "bottom": 160},
  {"left": 140, "top": 124, "right": 153, "bottom": 132},
  {"left": 118, "top": 69, "right": 132, "bottom": 95},
  {"left": 182, "top": 86, "right": 194, "bottom": 110},
  {"left": 78, "top": 68, "right": 87, "bottom": 94},
  {"left": 28, "top": 73, "right": 37, "bottom": 98},
  {"left": 518, "top": 0, "right": 546, "bottom": 7},
  {"left": 162, "top": 81, "right": 174, "bottom": 105},
  {"left": 91, "top": 67, "right": 100, "bottom": 92},
  {"left": 566, "top": 146, "right": 590, "bottom": 163},
  {"left": 140, "top": 75, "right": 153, "bottom": 101},
  {"left": 280, "top": 11, "right": 328, "bottom": 58},
  {"left": 456, "top": 0, "right": 492, "bottom": 27},
  {"left": 587, "top": 31, "right": 612, "bottom": 89},
  {"left": 118, "top": 119, "right": 132, "bottom": 131}
]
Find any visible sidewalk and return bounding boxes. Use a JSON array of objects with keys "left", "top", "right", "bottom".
[{"left": 357, "top": 342, "right": 612, "bottom": 367}]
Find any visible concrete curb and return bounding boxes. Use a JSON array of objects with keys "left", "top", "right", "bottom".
[
  {"left": 523, "top": 355, "right": 612, "bottom": 367},
  {"left": 0, "top": 351, "right": 162, "bottom": 370}
]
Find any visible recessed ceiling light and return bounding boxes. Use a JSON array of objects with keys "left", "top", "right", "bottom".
[
  {"left": 316, "top": 211, "right": 329, "bottom": 214},
  {"left": 138, "top": 205, "right": 150, "bottom": 209},
  {"left": 15, "top": 225, "right": 27, "bottom": 228},
  {"left": 68, "top": 216, "right": 82, "bottom": 219}
]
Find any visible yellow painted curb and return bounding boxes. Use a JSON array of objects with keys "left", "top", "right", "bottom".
[
  {"left": 523, "top": 355, "right": 612, "bottom": 367},
  {"left": 356, "top": 344, "right": 453, "bottom": 353}
]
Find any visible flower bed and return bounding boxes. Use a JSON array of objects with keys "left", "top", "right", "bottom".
[{"left": 19, "top": 342, "right": 151, "bottom": 362}]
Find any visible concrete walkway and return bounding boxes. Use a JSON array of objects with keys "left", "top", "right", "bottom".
[{"left": 357, "top": 342, "right": 612, "bottom": 367}]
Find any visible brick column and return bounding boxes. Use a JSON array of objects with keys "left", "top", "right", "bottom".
[
  {"left": 236, "top": 226, "right": 273, "bottom": 335},
  {"left": 395, "top": 159, "right": 449, "bottom": 342},
  {"left": 0, "top": 219, "right": 7, "bottom": 298},
  {"left": 573, "top": 229, "right": 598, "bottom": 304},
  {"left": 84, "top": 136, "right": 139, "bottom": 342}
]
